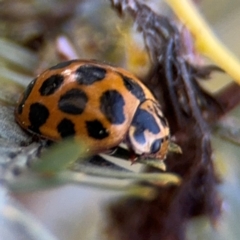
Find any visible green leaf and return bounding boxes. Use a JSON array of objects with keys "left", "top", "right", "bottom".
[
  {"left": 32, "top": 138, "right": 87, "bottom": 174},
  {"left": 168, "top": 141, "right": 182, "bottom": 154}
]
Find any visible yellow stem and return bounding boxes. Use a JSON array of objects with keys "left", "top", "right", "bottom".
[{"left": 165, "top": 0, "right": 240, "bottom": 83}]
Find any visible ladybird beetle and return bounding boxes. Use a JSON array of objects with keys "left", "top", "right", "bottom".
[{"left": 15, "top": 59, "right": 170, "bottom": 160}]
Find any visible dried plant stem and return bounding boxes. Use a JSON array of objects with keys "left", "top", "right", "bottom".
[{"left": 165, "top": 0, "right": 240, "bottom": 82}]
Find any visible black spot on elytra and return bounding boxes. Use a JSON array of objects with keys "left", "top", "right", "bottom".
[
  {"left": 58, "top": 88, "right": 88, "bottom": 115},
  {"left": 75, "top": 65, "right": 106, "bottom": 85},
  {"left": 17, "top": 78, "right": 37, "bottom": 114},
  {"left": 120, "top": 73, "right": 145, "bottom": 101},
  {"left": 131, "top": 107, "right": 160, "bottom": 144},
  {"left": 49, "top": 60, "right": 78, "bottom": 70},
  {"left": 39, "top": 74, "right": 64, "bottom": 96},
  {"left": 150, "top": 139, "right": 161, "bottom": 154},
  {"left": 28, "top": 103, "right": 49, "bottom": 133},
  {"left": 57, "top": 118, "right": 75, "bottom": 138},
  {"left": 86, "top": 120, "right": 109, "bottom": 139},
  {"left": 100, "top": 90, "right": 125, "bottom": 124}
]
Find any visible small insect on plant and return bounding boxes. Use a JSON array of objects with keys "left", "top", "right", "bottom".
[{"left": 15, "top": 59, "right": 170, "bottom": 162}]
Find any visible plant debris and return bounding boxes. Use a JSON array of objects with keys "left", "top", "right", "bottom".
[{"left": 107, "top": 1, "right": 225, "bottom": 240}]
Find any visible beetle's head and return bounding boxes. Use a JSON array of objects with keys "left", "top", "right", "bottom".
[{"left": 127, "top": 99, "right": 170, "bottom": 160}]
